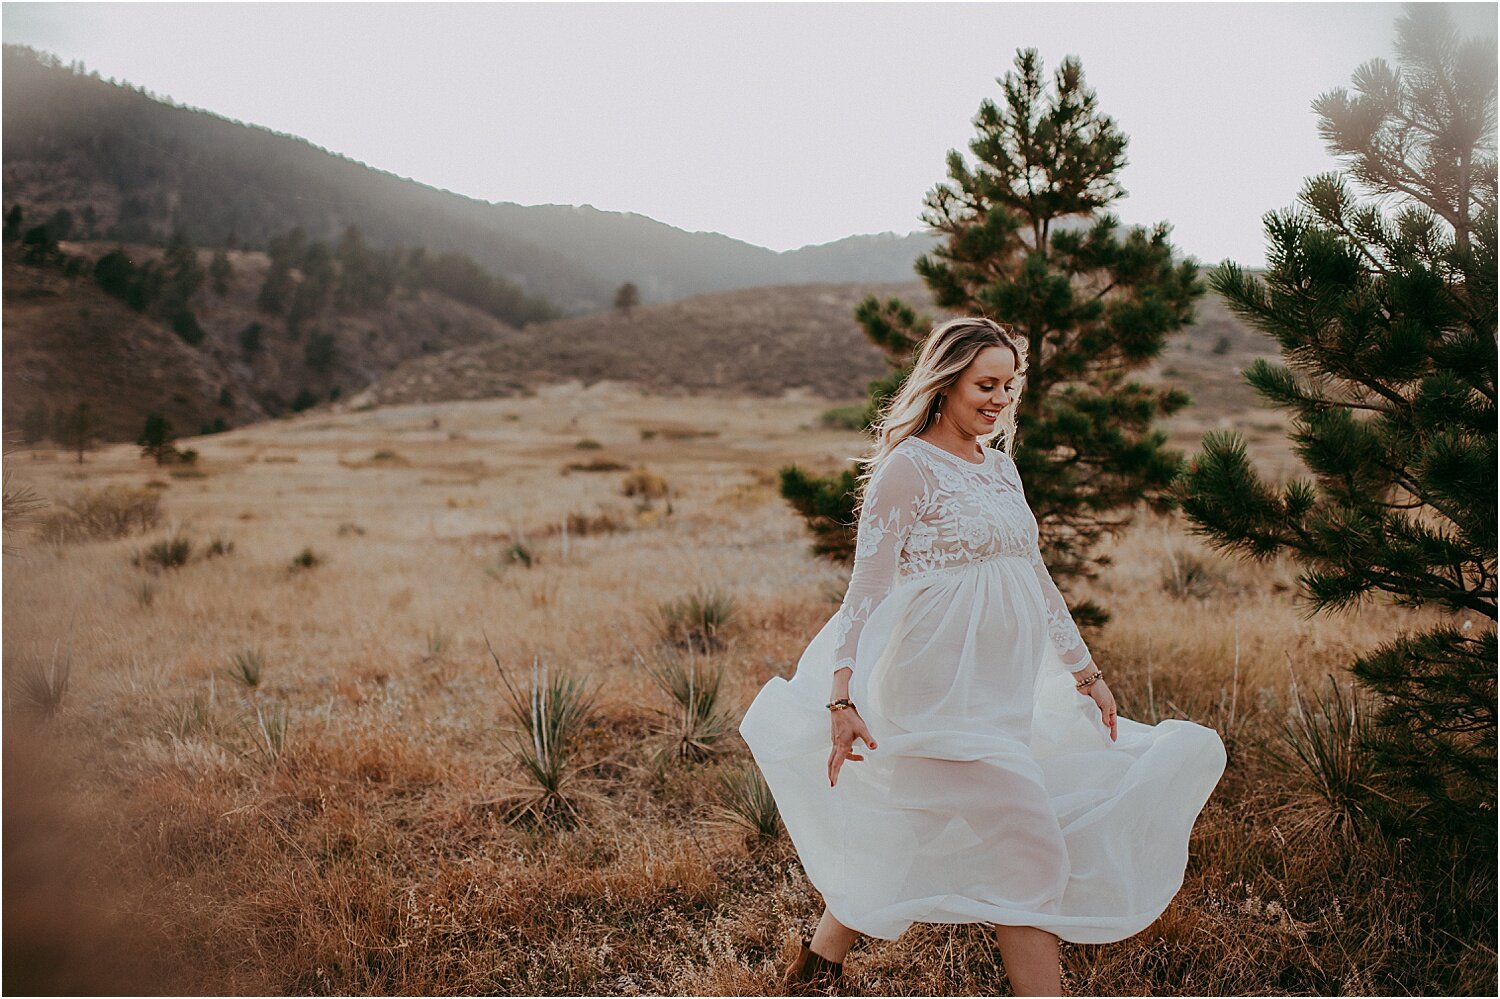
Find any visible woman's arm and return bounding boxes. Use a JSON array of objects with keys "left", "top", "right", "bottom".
[{"left": 827, "top": 450, "right": 926, "bottom": 694}]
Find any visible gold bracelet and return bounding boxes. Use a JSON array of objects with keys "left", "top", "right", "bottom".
[
  {"left": 826, "top": 698, "right": 855, "bottom": 712},
  {"left": 1074, "top": 668, "right": 1104, "bottom": 690}
]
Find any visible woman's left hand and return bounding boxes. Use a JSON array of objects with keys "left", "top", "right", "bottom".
[{"left": 1085, "top": 678, "right": 1118, "bottom": 741}]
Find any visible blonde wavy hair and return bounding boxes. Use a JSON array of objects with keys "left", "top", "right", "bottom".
[{"left": 855, "top": 316, "right": 1029, "bottom": 490}]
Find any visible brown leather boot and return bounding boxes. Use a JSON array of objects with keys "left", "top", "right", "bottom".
[{"left": 781, "top": 936, "right": 845, "bottom": 995}]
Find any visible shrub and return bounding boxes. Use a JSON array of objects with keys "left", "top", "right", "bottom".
[
  {"left": 566, "top": 458, "right": 630, "bottom": 473},
  {"left": 574, "top": 439, "right": 603, "bottom": 450},
  {"left": 172, "top": 309, "right": 205, "bottom": 346},
  {"left": 290, "top": 547, "right": 322, "bottom": 571},
  {"left": 622, "top": 467, "right": 669, "bottom": 501},
  {"left": 135, "top": 531, "right": 192, "bottom": 572},
  {"left": 654, "top": 587, "right": 735, "bottom": 653},
  {"left": 36, "top": 485, "right": 161, "bottom": 543}
]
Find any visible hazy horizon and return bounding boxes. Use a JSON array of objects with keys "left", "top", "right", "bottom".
[{"left": 3, "top": 2, "right": 1496, "bottom": 265}]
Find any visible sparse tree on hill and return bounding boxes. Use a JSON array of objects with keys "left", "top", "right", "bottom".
[
  {"left": 138, "top": 412, "right": 177, "bottom": 465},
  {"left": 20, "top": 224, "right": 57, "bottom": 265},
  {"left": 1174, "top": 4, "right": 1497, "bottom": 848},
  {"left": 20, "top": 403, "right": 51, "bottom": 445},
  {"left": 615, "top": 281, "right": 640, "bottom": 319},
  {"left": 161, "top": 227, "right": 203, "bottom": 312},
  {"left": 209, "top": 247, "right": 232, "bottom": 295},
  {"left": 46, "top": 208, "right": 73, "bottom": 241},
  {"left": 780, "top": 48, "right": 1203, "bottom": 626},
  {"left": 55, "top": 402, "right": 100, "bottom": 464},
  {"left": 4, "top": 204, "right": 22, "bottom": 242}
]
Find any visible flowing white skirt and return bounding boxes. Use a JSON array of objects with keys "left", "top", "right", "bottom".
[{"left": 739, "top": 555, "right": 1226, "bottom": 943}]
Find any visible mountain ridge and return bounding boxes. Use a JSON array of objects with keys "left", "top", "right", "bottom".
[{"left": 1, "top": 44, "right": 937, "bottom": 313}]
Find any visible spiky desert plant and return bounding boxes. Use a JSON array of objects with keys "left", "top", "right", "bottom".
[
  {"left": 226, "top": 648, "right": 265, "bottom": 690},
  {"left": 249, "top": 701, "right": 290, "bottom": 768},
  {"left": 654, "top": 586, "right": 736, "bottom": 653},
  {"left": 713, "top": 761, "right": 783, "bottom": 842},
  {"left": 12, "top": 645, "right": 70, "bottom": 719},
  {"left": 1266, "top": 674, "right": 1385, "bottom": 842},
  {"left": 483, "top": 634, "right": 602, "bottom": 829},
  {"left": 636, "top": 647, "right": 734, "bottom": 763}
]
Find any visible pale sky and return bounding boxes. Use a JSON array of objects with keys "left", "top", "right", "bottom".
[{"left": 3, "top": 2, "right": 1496, "bottom": 267}]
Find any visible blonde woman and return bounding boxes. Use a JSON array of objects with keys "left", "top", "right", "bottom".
[{"left": 740, "top": 317, "right": 1226, "bottom": 995}]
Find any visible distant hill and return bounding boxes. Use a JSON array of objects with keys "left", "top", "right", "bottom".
[
  {"left": 2, "top": 241, "right": 526, "bottom": 441},
  {"left": 350, "top": 281, "right": 936, "bottom": 407},
  {"left": 1, "top": 45, "right": 937, "bottom": 313},
  {"left": 353, "top": 280, "right": 1279, "bottom": 415}
]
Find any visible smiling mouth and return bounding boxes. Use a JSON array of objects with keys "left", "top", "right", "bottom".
[{"left": 979, "top": 409, "right": 999, "bottom": 420}]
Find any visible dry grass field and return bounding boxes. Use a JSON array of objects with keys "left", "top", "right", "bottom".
[{"left": 3, "top": 382, "right": 1492, "bottom": 996}]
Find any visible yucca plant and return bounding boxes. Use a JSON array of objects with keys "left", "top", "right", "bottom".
[
  {"left": 226, "top": 648, "right": 265, "bottom": 690},
  {"left": 483, "top": 634, "right": 602, "bottom": 829},
  {"left": 654, "top": 586, "right": 736, "bottom": 653},
  {"left": 713, "top": 761, "right": 783, "bottom": 843},
  {"left": 636, "top": 647, "right": 733, "bottom": 763},
  {"left": 12, "top": 646, "right": 70, "bottom": 719},
  {"left": 248, "top": 700, "right": 289, "bottom": 768},
  {"left": 1265, "top": 673, "right": 1386, "bottom": 842}
]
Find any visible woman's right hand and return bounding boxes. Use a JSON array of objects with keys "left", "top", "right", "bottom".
[{"left": 828, "top": 706, "right": 877, "bottom": 788}]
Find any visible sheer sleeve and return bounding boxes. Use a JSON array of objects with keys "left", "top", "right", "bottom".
[
  {"left": 830, "top": 450, "right": 925, "bottom": 678},
  {"left": 999, "top": 451, "right": 1097, "bottom": 675}
]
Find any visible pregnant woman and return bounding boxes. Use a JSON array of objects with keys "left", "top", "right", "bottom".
[{"left": 739, "top": 316, "right": 1226, "bottom": 995}]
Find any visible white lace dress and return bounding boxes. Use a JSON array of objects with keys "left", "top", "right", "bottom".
[{"left": 740, "top": 435, "right": 1226, "bottom": 943}]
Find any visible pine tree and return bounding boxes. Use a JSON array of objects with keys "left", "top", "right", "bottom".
[
  {"left": 209, "top": 247, "right": 232, "bottom": 296},
  {"left": 55, "top": 402, "right": 99, "bottom": 464},
  {"left": 138, "top": 412, "right": 176, "bottom": 465},
  {"left": 1173, "top": 4, "right": 1496, "bottom": 847},
  {"left": 780, "top": 49, "right": 1203, "bottom": 624},
  {"left": 614, "top": 281, "right": 640, "bottom": 319}
]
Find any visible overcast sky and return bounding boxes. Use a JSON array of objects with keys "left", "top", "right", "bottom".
[{"left": 3, "top": 2, "right": 1495, "bottom": 266}]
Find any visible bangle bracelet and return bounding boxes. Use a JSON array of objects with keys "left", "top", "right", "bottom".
[
  {"left": 826, "top": 698, "right": 855, "bottom": 712},
  {"left": 1074, "top": 668, "right": 1104, "bottom": 690}
]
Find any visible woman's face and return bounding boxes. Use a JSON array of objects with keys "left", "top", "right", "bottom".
[{"left": 941, "top": 345, "right": 1018, "bottom": 437}]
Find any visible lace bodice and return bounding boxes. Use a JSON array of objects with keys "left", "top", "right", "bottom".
[{"left": 830, "top": 435, "right": 1095, "bottom": 678}]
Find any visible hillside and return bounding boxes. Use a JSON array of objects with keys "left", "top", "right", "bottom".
[
  {"left": 356, "top": 280, "right": 1281, "bottom": 420},
  {"left": 2, "top": 242, "right": 524, "bottom": 441},
  {"left": 1, "top": 45, "right": 937, "bottom": 313},
  {"left": 350, "top": 282, "right": 931, "bottom": 407}
]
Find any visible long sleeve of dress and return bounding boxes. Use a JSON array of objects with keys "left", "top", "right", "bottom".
[
  {"left": 829, "top": 450, "right": 925, "bottom": 678},
  {"left": 999, "top": 450, "right": 1096, "bottom": 675},
  {"left": 1029, "top": 544, "right": 1098, "bottom": 674}
]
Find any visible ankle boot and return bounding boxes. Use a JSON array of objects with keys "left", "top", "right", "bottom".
[{"left": 781, "top": 937, "right": 844, "bottom": 994}]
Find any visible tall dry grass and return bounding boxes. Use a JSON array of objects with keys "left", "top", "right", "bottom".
[{"left": 2, "top": 382, "right": 1493, "bottom": 995}]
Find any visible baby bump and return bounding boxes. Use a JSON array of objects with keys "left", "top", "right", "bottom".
[{"left": 871, "top": 560, "right": 1045, "bottom": 730}]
